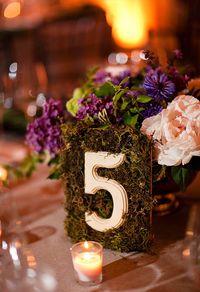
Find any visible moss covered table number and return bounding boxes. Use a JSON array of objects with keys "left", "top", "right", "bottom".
[{"left": 61, "top": 123, "right": 153, "bottom": 252}]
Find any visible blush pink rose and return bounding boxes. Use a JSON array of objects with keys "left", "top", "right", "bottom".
[{"left": 141, "top": 95, "right": 200, "bottom": 166}]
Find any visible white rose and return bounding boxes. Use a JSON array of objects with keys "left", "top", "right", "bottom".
[{"left": 141, "top": 95, "right": 200, "bottom": 166}]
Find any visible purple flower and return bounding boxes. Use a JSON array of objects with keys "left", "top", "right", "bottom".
[
  {"left": 94, "top": 69, "right": 131, "bottom": 87},
  {"left": 43, "top": 98, "right": 63, "bottom": 119},
  {"left": 141, "top": 103, "right": 163, "bottom": 119},
  {"left": 167, "top": 66, "right": 189, "bottom": 92},
  {"left": 76, "top": 93, "right": 114, "bottom": 122},
  {"left": 26, "top": 98, "right": 63, "bottom": 155},
  {"left": 94, "top": 70, "right": 111, "bottom": 85},
  {"left": 126, "top": 90, "right": 140, "bottom": 99},
  {"left": 143, "top": 69, "right": 175, "bottom": 101},
  {"left": 111, "top": 70, "right": 131, "bottom": 86}
]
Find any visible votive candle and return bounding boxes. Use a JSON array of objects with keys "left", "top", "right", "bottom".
[{"left": 70, "top": 241, "right": 103, "bottom": 285}]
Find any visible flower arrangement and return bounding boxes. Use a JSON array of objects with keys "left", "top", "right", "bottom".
[
  {"left": 21, "top": 49, "right": 200, "bottom": 191},
  {"left": 5, "top": 50, "right": 200, "bottom": 252}
]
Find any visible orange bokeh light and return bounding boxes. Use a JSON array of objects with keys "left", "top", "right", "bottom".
[
  {"left": 0, "top": 166, "right": 8, "bottom": 181},
  {"left": 4, "top": 1, "right": 21, "bottom": 19},
  {"left": 95, "top": 0, "right": 152, "bottom": 49}
]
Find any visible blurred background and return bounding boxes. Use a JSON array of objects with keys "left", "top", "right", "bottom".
[{"left": 0, "top": 0, "right": 199, "bottom": 135}]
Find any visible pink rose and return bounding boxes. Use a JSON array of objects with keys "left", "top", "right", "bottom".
[{"left": 141, "top": 95, "right": 200, "bottom": 166}]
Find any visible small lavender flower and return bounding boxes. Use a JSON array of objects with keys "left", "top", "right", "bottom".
[
  {"left": 143, "top": 69, "right": 175, "bottom": 101},
  {"left": 26, "top": 99, "right": 63, "bottom": 155},
  {"left": 43, "top": 98, "right": 63, "bottom": 119},
  {"left": 76, "top": 93, "right": 114, "bottom": 122}
]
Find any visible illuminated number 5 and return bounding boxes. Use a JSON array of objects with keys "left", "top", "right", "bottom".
[{"left": 85, "top": 152, "right": 128, "bottom": 232}]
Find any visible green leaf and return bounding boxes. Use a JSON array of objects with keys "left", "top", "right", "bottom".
[
  {"left": 113, "top": 89, "right": 128, "bottom": 115},
  {"left": 13, "top": 168, "right": 23, "bottom": 178},
  {"left": 48, "top": 155, "right": 59, "bottom": 166},
  {"left": 97, "top": 124, "right": 109, "bottom": 130},
  {"left": 123, "top": 112, "right": 139, "bottom": 127},
  {"left": 129, "top": 107, "right": 144, "bottom": 114},
  {"left": 136, "top": 95, "right": 152, "bottom": 103},
  {"left": 129, "top": 107, "right": 138, "bottom": 114},
  {"left": 86, "top": 66, "right": 99, "bottom": 79},
  {"left": 48, "top": 170, "right": 61, "bottom": 180},
  {"left": 131, "top": 99, "right": 136, "bottom": 106},
  {"left": 131, "top": 86, "right": 143, "bottom": 91},
  {"left": 95, "top": 81, "right": 115, "bottom": 97},
  {"left": 139, "top": 107, "right": 145, "bottom": 112},
  {"left": 113, "top": 90, "right": 126, "bottom": 104},
  {"left": 120, "top": 76, "right": 130, "bottom": 85},
  {"left": 121, "top": 97, "right": 129, "bottom": 111},
  {"left": 171, "top": 166, "right": 190, "bottom": 191}
]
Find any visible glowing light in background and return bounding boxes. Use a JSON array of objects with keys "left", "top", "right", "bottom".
[
  {"left": 36, "top": 93, "right": 46, "bottom": 107},
  {"left": 131, "top": 50, "right": 143, "bottom": 63},
  {"left": 27, "top": 103, "right": 37, "bottom": 117},
  {"left": 4, "top": 1, "right": 21, "bottom": 19},
  {"left": 116, "top": 52, "right": 128, "bottom": 64},
  {"left": 9, "top": 61, "right": 18, "bottom": 79},
  {"left": 182, "top": 248, "right": 191, "bottom": 258},
  {"left": 2, "top": 240, "right": 8, "bottom": 250},
  {"left": 108, "top": 53, "right": 117, "bottom": 65},
  {"left": 9, "top": 242, "right": 21, "bottom": 267},
  {"left": 9, "top": 62, "right": 18, "bottom": 72},
  {"left": 0, "top": 166, "right": 8, "bottom": 181},
  {"left": 4, "top": 97, "right": 13, "bottom": 109},
  {"left": 101, "top": 0, "right": 149, "bottom": 49}
]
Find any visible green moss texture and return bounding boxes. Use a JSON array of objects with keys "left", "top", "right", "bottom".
[{"left": 60, "top": 122, "right": 153, "bottom": 252}]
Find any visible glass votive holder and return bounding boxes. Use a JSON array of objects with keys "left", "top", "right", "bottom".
[{"left": 70, "top": 241, "right": 103, "bottom": 286}]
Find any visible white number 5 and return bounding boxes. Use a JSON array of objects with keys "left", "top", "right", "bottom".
[{"left": 85, "top": 152, "right": 129, "bottom": 232}]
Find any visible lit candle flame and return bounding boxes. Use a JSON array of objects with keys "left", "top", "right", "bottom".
[{"left": 84, "top": 241, "right": 89, "bottom": 249}]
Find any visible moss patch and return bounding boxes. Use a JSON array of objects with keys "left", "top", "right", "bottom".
[{"left": 60, "top": 122, "right": 153, "bottom": 252}]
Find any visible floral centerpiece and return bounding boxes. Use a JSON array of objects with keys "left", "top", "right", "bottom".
[
  {"left": 24, "top": 50, "right": 200, "bottom": 190},
  {"left": 8, "top": 50, "right": 200, "bottom": 252}
]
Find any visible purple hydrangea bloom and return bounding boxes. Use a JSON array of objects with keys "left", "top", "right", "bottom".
[
  {"left": 143, "top": 69, "right": 176, "bottom": 101},
  {"left": 26, "top": 98, "right": 63, "bottom": 155},
  {"left": 76, "top": 93, "right": 114, "bottom": 121},
  {"left": 141, "top": 103, "right": 163, "bottom": 119}
]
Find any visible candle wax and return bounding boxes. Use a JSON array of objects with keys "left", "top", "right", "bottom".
[{"left": 74, "top": 252, "right": 102, "bottom": 282}]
